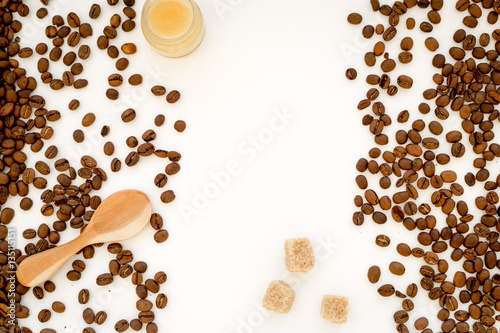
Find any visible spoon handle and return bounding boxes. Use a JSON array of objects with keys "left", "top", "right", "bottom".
[{"left": 16, "top": 233, "right": 92, "bottom": 287}]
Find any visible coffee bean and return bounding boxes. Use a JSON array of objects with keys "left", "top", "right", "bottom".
[
  {"left": 80, "top": 24, "right": 93, "bottom": 38},
  {"left": 165, "top": 162, "right": 180, "bottom": 175},
  {"left": 166, "top": 90, "right": 181, "bottom": 103},
  {"left": 394, "top": 310, "right": 409, "bottom": 324},
  {"left": 101, "top": 125, "right": 110, "bottom": 137},
  {"left": 95, "top": 311, "right": 107, "bottom": 325},
  {"left": 74, "top": 79, "right": 88, "bottom": 89},
  {"left": 122, "top": 19, "right": 136, "bottom": 32},
  {"left": 124, "top": 7, "right": 137, "bottom": 19},
  {"left": 121, "top": 108, "right": 136, "bottom": 122},
  {"left": 89, "top": 4, "right": 101, "bottom": 19},
  {"left": 156, "top": 293, "right": 168, "bottom": 309},
  {"left": 174, "top": 120, "right": 186, "bottom": 132},
  {"left": 122, "top": 43, "right": 137, "bottom": 54},
  {"left": 367, "top": 265, "right": 381, "bottom": 283},
  {"left": 108, "top": 73, "right": 123, "bottom": 87},
  {"left": 96, "top": 273, "right": 114, "bottom": 286},
  {"left": 129, "top": 74, "right": 142, "bottom": 85},
  {"left": 106, "top": 88, "right": 119, "bottom": 100},
  {"left": 389, "top": 261, "right": 406, "bottom": 275},
  {"left": 346, "top": 68, "right": 357, "bottom": 80},
  {"left": 125, "top": 152, "right": 140, "bottom": 166},
  {"left": 154, "top": 229, "right": 169, "bottom": 243},
  {"left": 378, "top": 284, "right": 395, "bottom": 297},
  {"left": 115, "top": 319, "right": 129, "bottom": 332},
  {"left": 38, "top": 309, "right": 51, "bottom": 323},
  {"left": 73, "top": 129, "right": 85, "bottom": 143},
  {"left": 375, "top": 234, "right": 390, "bottom": 247},
  {"left": 111, "top": 158, "right": 121, "bottom": 172},
  {"left": 160, "top": 190, "right": 175, "bottom": 203},
  {"left": 397, "top": 75, "right": 413, "bottom": 89},
  {"left": 151, "top": 85, "right": 166, "bottom": 96},
  {"left": 116, "top": 58, "right": 129, "bottom": 70},
  {"left": 52, "top": 301, "right": 65, "bottom": 313},
  {"left": 130, "top": 319, "right": 143, "bottom": 331},
  {"left": 347, "top": 13, "right": 363, "bottom": 24},
  {"left": 83, "top": 308, "right": 95, "bottom": 324},
  {"left": 97, "top": 35, "right": 109, "bottom": 49}
]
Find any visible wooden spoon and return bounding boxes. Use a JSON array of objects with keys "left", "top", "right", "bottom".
[{"left": 17, "top": 189, "right": 152, "bottom": 287}]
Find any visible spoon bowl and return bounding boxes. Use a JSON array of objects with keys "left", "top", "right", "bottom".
[{"left": 17, "top": 189, "right": 152, "bottom": 287}]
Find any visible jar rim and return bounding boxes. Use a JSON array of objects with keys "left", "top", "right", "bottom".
[{"left": 141, "top": 0, "right": 196, "bottom": 43}]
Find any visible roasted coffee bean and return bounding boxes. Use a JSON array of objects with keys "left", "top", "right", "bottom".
[
  {"left": 346, "top": 68, "right": 357, "bottom": 80},
  {"left": 160, "top": 190, "right": 175, "bottom": 203},
  {"left": 82, "top": 308, "right": 95, "bottom": 324},
  {"left": 378, "top": 284, "right": 395, "bottom": 297},
  {"left": 106, "top": 88, "right": 119, "bottom": 100},
  {"left": 389, "top": 261, "right": 406, "bottom": 275},
  {"left": 167, "top": 90, "right": 181, "bottom": 103},
  {"left": 52, "top": 301, "right": 65, "bottom": 313},
  {"left": 96, "top": 273, "right": 114, "bottom": 286},
  {"left": 129, "top": 74, "right": 142, "bottom": 85},
  {"left": 116, "top": 58, "right": 129, "bottom": 71},
  {"left": 122, "top": 108, "right": 136, "bottom": 122},
  {"left": 122, "top": 43, "right": 137, "bottom": 54},
  {"left": 375, "top": 234, "right": 390, "bottom": 247},
  {"left": 78, "top": 289, "right": 90, "bottom": 304},
  {"left": 174, "top": 120, "right": 186, "bottom": 132},
  {"left": 38, "top": 309, "right": 51, "bottom": 323},
  {"left": 368, "top": 265, "right": 381, "bottom": 283},
  {"left": 154, "top": 229, "right": 169, "bottom": 243},
  {"left": 108, "top": 73, "right": 123, "bottom": 87},
  {"left": 347, "top": 13, "right": 363, "bottom": 24},
  {"left": 95, "top": 311, "right": 107, "bottom": 325},
  {"left": 115, "top": 319, "right": 129, "bottom": 332}
]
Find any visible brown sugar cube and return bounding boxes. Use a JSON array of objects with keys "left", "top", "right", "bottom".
[
  {"left": 262, "top": 280, "right": 295, "bottom": 314},
  {"left": 321, "top": 295, "right": 349, "bottom": 324},
  {"left": 285, "top": 238, "right": 315, "bottom": 272}
]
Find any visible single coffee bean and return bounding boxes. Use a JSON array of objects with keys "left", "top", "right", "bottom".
[
  {"left": 116, "top": 58, "right": 129, "bottom": 71},
  {"left": 174, "top": 120, "right": 186, "bottom": 132},
  {"left": 346, "top": 68, "right": 357, "bottom": 80},
  {"left": 154, "top": 229, "right": 169, "bottom": 243},
  {"left": 167, "top": 90, "right": 181, "bottom": 103},
  {"left": 122, "top": 43, "right": 137, "bottom": 54},
  {"left": 367, "top": 265, "right": 381, "bottom": 283},
  {"left": 95, "top": 311, "right": 107, "bottom": 325},
  {"left": 151, "top": 85, "right": 166, "bottom": 96},
  {"left": 347, "top": 13, "right": 363, "bottom": 24},
  {"left": 160, "top": 190, "right": 175, "bottom": 203},
  {"left": 96, "top": 273, "right": 114, "bottom": 286},
  {"left": 375, "top": 234, "right": 390, "bottom": 247},
  {"left": 378, "top": 284, "right": 395, "bottom": 297},
  {"left": 389, "top": 261, "right": 406, "bottom": 275},
  {"left": 89, "top": 4, "right": 101, "bottom": 19},
  {"left": 106, "top": 88, "right": 119, "bottom": 100},
  {"left": 156, "top": 293, "right": 168, "bottom": 309},
  {"left": 52, "top": 301, "right": 65, "bottom": 313},
  {"left": 82, "top": 308, "right": 95, "bottom": 324},
  {"left": 128, "top": 74, "right": 143, "bottom": 86},
  {"left": 115, "top": 319, "right": 129, "bottom": 332},
  {"left": 38, "top": 309, "right": 52, "bottom": 323},
  {"left": 73, "top": 129, "right": 85, "bottom": 143},
  {"left": 121, "top": 108, "right": 136, "bottom": 122}
]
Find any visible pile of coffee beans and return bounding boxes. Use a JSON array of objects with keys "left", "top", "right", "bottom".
[
  {"left": 350, "top": 0, "right": 500, "bottom": 332},
  {"left": 0, "top": 0, "right": 189, "bottom": 332}
]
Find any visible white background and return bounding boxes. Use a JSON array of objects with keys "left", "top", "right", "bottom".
[{"left": 10, "top": 0, "right": 494, "bottom": 332}]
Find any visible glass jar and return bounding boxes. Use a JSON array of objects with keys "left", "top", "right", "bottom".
[{"left": 141, "top": 0, "right": 205, "bottom": 58}]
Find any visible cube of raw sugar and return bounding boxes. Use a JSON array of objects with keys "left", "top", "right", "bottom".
[
  {"left": 285, "top": 238, "right": 315, "bottom": 272},
  {"left": 321, "top": 295, "right": 349, "bottom": 324},
  {"left": 262, "top": 280, "right": 295, "bottom": 313}
]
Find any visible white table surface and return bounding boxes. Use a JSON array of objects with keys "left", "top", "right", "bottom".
[{"left": 11, "top": 0, "right": 482, "bottom": 332}]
